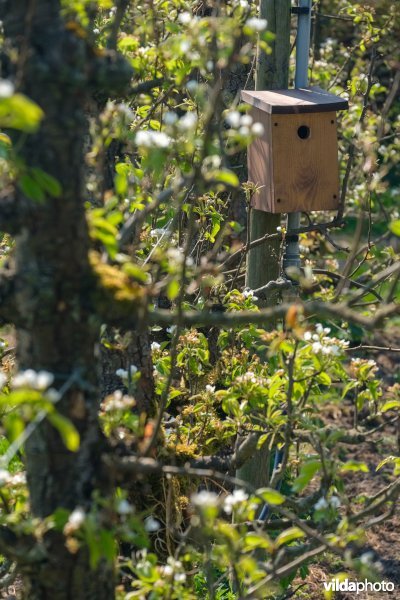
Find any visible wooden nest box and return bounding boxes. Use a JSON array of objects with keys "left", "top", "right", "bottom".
[{"left": 241, "top": 87, "right": 349, "bottom": 213}]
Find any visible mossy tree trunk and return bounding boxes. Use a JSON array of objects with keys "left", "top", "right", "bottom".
[{"left": 0, "top": 1, "right": 132, "bottom": 597}]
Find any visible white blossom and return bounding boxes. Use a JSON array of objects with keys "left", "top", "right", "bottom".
[
  {"left": 115, "top": 365, "right": 138, "bottom": 381},
  {"left": 360, "top": 551, "right": 374, "bottom": 565},
  {"left": 186, "top": 80, "right": 198, "bottom": 92},
  {"left": 329, "top": 495, "right": 341, "bottom": 509},
  {"left": 144, "top": 516, "right": 161, "bottom": 532},
  {"left": 178, "top": 112, "right": 197, "bottom": 131},
  {"left": 164, "top": 111, "right": 178, "bottom": 125},
  {"left": 312, "top": 342, "right": 323, "bottom": 353},
  {"left": 151, "top": 342, "right": 161, "bottom": 352},
  {"left": 36, "top": 371, "right": 54, "bottom": 390},
  {"left": 175, "top": 573, "right": 186, "bottom": 583},
  {"left": 180, "top": 40, "right": 191, "bottom": 53},
  {"left": 205, "top": 384, "right": 215, "bottom": 393},
  {"left": 251, "top": 122, "right": 264, "bottom": 136},
  {"left": 67, "top": 507, "right": 86, "bottom": 529},
  {"left": 225, "top": 111, "right": 241, "bottom": 128},
  {"left": 243, "top": 289, "right": 258, "bottom": 301},
  {"left": 303, "top": 331, "right": 312, "bottom": 341},
  {"left": 12, "top": 369, "right": 54, "bottom": 390},
  {"left": 135, "top": 130, "right": 171, "bottom": 149},
  {"left": 240, "top": 114, "right": 253, "bottom": 127},
  {"left": 117, "top": 499, "right": 133, "bottom": 515},
  {"left": 103, "top": 390, "right": 135, "bottom": 412},
  {"left": 10, "top": 472, "right": 26, "bottom": 486},
  {"left": 314, "top": 497, "right": 329, "bottom": 511},
  {"left": 0, "top": 372, "right": 7, "bottom": 389},
  {"left": 314, "top": 496, "right": 340, "bottom": 511},
  {"left": 0, "top": 469, "right": 10, "bottom": 486},
  {"left": 245, "top": 17, "right": 268, "bottom": 32},
  {"left": 117, "top": 103, "right": 134, "bottom": 121},
  {"left": 45, "top": 388, "right": 61, "bottom": 403},
  {"left": 191, "top": 490, "right": 219, "bottom": 508},
  {"left": 236, "top": 371, "right": 258, "bottom": 384},
  {"left": 0, "top": 80, "right": 14, "bottom": 98},
  {"left": 223, "top": 489, "right": 248, "bottom": 514},
  {"left": 150, "top": 228, "right": 166, "bottom": 238},
  {"left": 178, "top": 11, "right": 192, "bottom": 24}
]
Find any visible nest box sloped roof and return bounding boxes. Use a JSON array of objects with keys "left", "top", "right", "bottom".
[{"left": 241, "top": 86, "right": 349, "bottom": 114}]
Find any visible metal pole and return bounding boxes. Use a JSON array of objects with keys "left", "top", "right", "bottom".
[{"left": 283, "top": 0, "right": 312, "bottom": 276}]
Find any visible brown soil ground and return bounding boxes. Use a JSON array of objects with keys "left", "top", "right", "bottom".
[{"left": 293, "top": 332, "right": 400, "bottom": 599}]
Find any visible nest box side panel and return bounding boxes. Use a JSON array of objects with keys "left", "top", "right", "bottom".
[
  {"left": 247, "top": 106, "right": 275, "bottom": 212},
  {"left": 271, "top": 111, "right": 340, "bottom": 213}
]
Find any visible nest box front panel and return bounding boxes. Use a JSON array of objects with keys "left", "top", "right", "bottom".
[
  {"left": 271, "top": 111, "right": 340, "bottom": 213},
  {"left": 247, "top": 107, "right": 342, "bottom": 214}
]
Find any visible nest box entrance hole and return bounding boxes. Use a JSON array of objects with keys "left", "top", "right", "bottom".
[{"left": 297, "top": 124, "right": 310, "bottom": 139}]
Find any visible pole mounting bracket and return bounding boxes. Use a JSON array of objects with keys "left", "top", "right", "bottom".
[{"left": 291, "top": 7, "right": 310, "bottom": 15}]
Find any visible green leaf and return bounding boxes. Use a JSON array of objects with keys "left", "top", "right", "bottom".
[
  {"left": 167, "top": 279, "right": 180, "bottom": 301},
  {"left": 317, "top": 372, "right": 332, "bottom": 386},
  {"left": 0, "top": 389, "right": 45, "bottom": 405},
  {"left": 19, "top": 173, "right": 45, "bottom": 202},
  {"left": 47, "top": 413, "right": 80, "bottom": 452},
  {"left": 30, "top": 168, "right": 62, "bottom": 197},
  {"left": 275, "top": 527, "right": 305, "bottom": 548},
  {"left": 376, "top": 456, "right": 400, "bottom": 471},
  {"left": 381, "top": 400, "right": 400, "bottom": 413},
  {"left": 122, "top": 263, "right": 149, "bottom": 284},
  {"left": 99, "top": 529, "right": 117, "bottom": 563},
  {"left": 210, "top": 169, "right": 239, "bottom": 188},
  {"left": 258, "top": 487, "right": 286, "bottom": 505},
  {"left": 389, "top": 220, "right": 400, "bottom": 237},
  {"left": 292, "top": 460, "right": 321, "bottom": 493},
  {"left": 4, "top": 414, "right": 25, "bottom": 443},
  {"left": 341, "top": 460, "right": 369, "bottom": 473},
  {"left": 168, "top": 388, "right": 183, "bottom": 400},
  {"left": 243, "top": 532, "right": 273, "bottom": 552},
  {"left": 0, "top": 94, "right": 43, "bottom": 132},
  {"left": 115, "top": 172, "right": 128, "bottom": 196}
]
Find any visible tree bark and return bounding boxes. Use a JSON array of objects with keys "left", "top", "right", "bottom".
[{"left": 1, "top": 1, "right": 132, "bottom": 597}]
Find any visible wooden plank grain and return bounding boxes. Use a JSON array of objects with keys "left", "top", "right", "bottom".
[
  {"left": 271, "top": 111, "right": 340, "bottom": 212},
  {"left": 242, "top": 86, "right": 348, "bottom": 114}
]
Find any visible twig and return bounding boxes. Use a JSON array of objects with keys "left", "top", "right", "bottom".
[
  {"left": 346, "top": 344, "right": 400, "bottom": 353},
  {"left": 106, "top": 0, "right": 129, "bottom": 50},
  {"left": 146, "top": 301, "right": 400, "bottom": 331}
]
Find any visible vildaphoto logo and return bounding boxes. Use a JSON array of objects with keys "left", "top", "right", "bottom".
[{"left": 323, "top": 578, "right": 395, "bottom": 594}]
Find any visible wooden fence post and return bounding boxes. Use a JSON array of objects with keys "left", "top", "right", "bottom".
[{"left": 237, "top": 0, "right": 291, "bottom": 489}]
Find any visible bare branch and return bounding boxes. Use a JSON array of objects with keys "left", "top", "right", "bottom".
[
  {"left": 106, "top": 0, "right": 129, "bottom": 50},
  {"left": 346, "top": 344, "right": 400, "bottom": 353},
  {"left": 252, "top": 278, "right": 292, "bottom": 299},
  {"left": 130, "top": 78, "right": 165, "bottom": 95},
  {"left": 220, "top": 218, "right": 347, "bottom": 271},
  {"left": 146, "top": 301, "right": 399, "bottom": 331}
]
